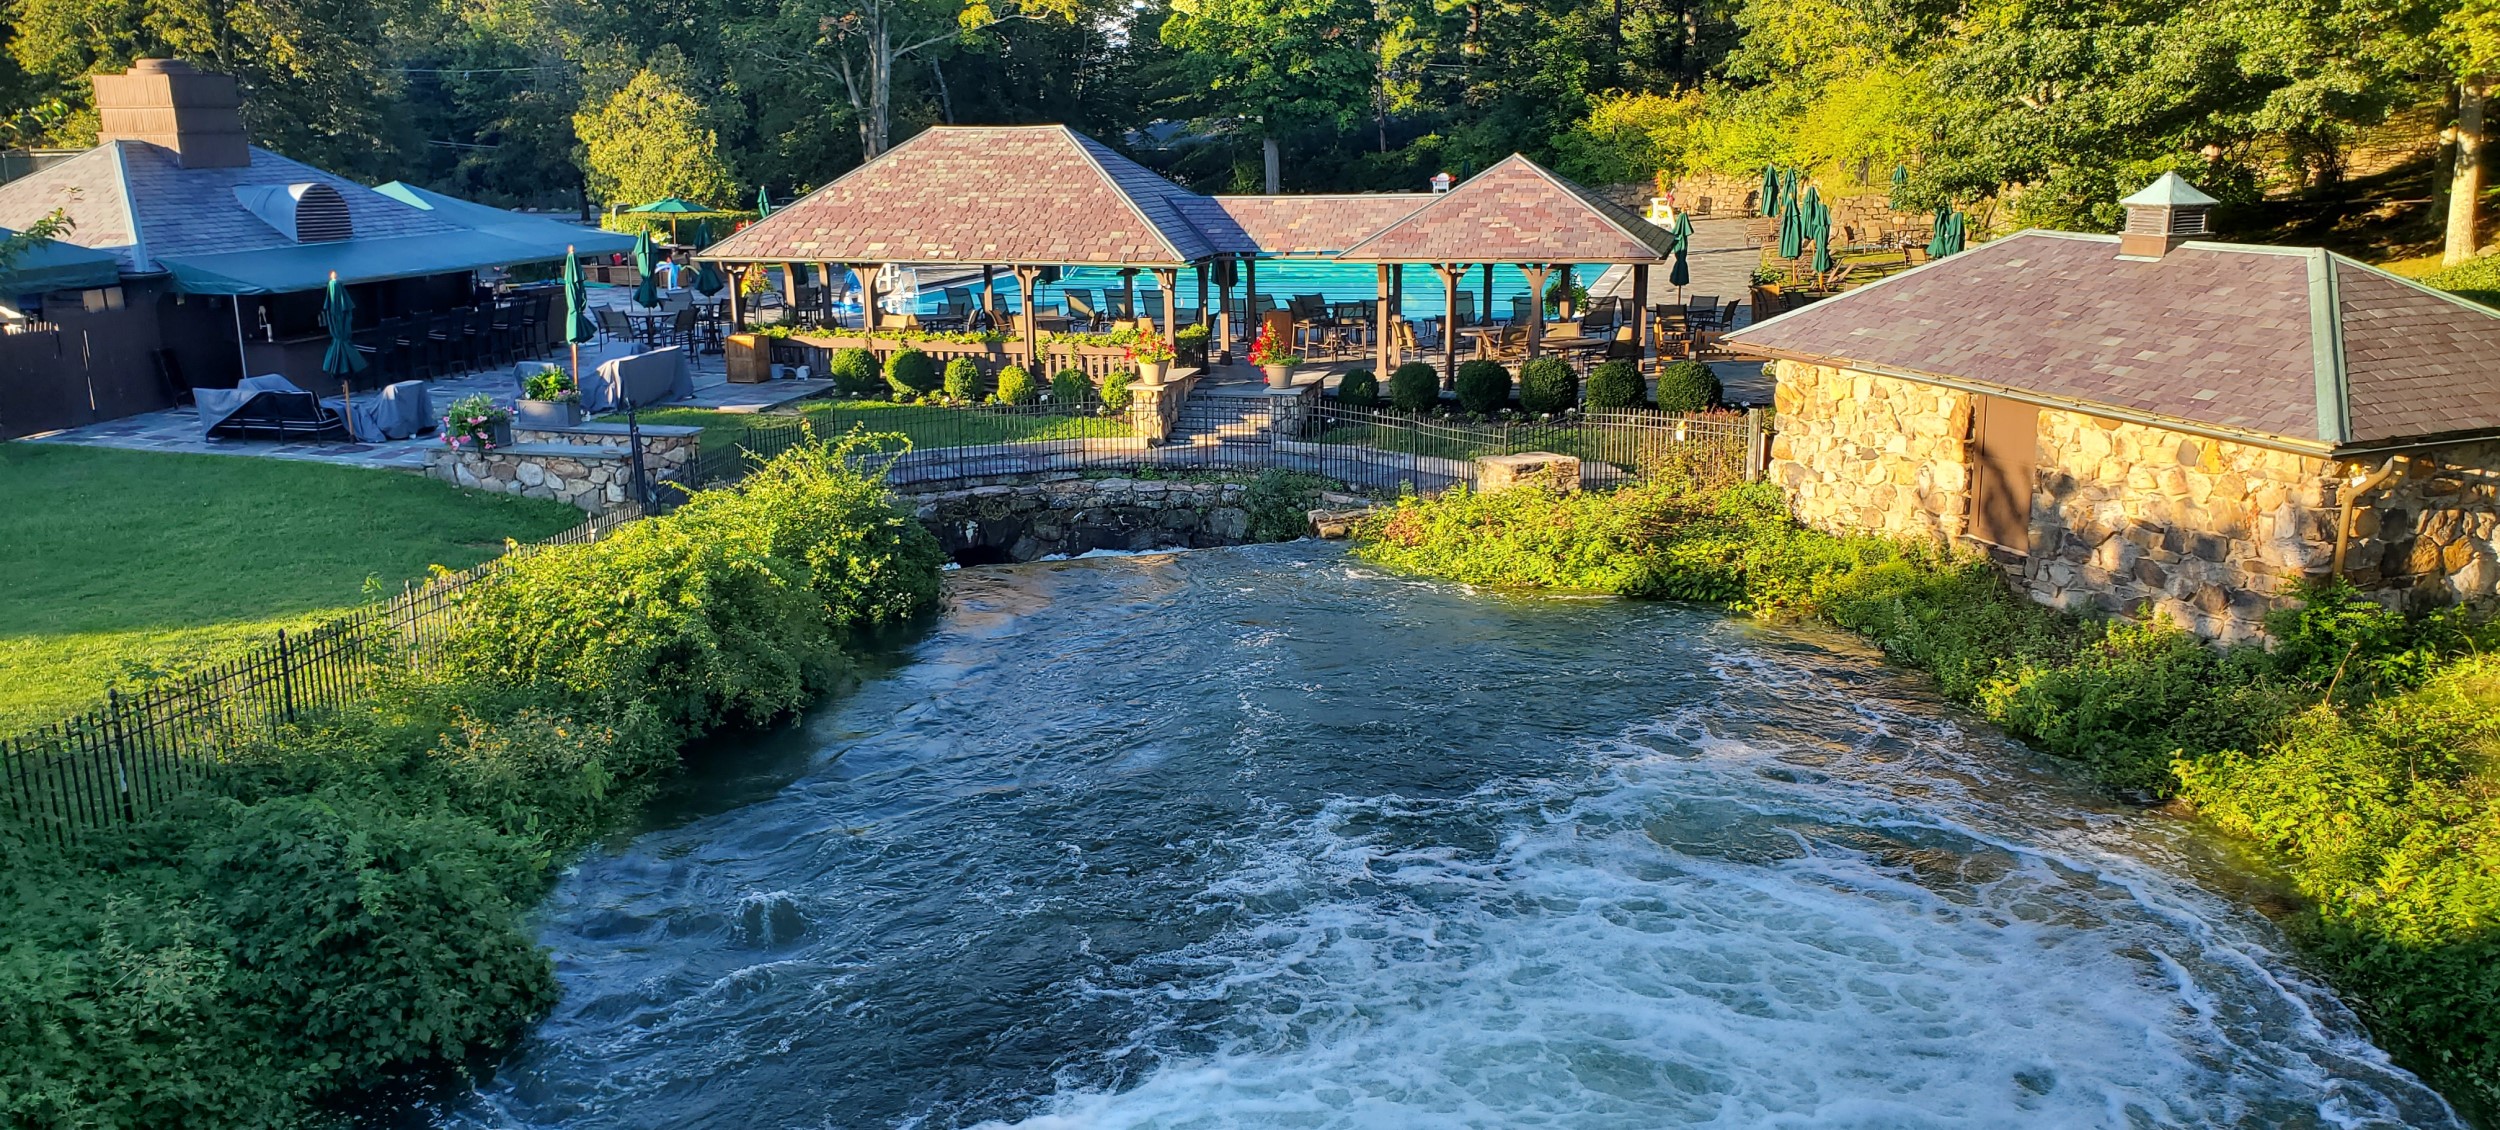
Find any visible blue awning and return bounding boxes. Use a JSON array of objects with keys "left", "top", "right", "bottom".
[
  {"left": 373, "top": 182, "right": 637, "bottom": 257},
  {"left": 156, "top": 228, "right": 598, "bottom": 296},
  {"left": 0, "top": 228, "right": 123, "bottom": 294}
]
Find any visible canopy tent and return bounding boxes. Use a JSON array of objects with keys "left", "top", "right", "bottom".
[
  {"left": 153, "top": 230, "right": 567, "bottom": 295},
  {"left": 0, "top": 228, "right": 122, "bottom": 294},
  {"left": 374, "top": 182, "right": 634, "bottom": 257}
]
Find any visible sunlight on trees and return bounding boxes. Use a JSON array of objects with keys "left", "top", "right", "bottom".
[{"left": 573, "top": 69, "right": 738, "bottom": 206}]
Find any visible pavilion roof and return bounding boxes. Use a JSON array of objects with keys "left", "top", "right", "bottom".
[
  {"left": 700, "top": 126, "right": 1221, "bottom": 268},
  {"left": 1724, "top": 229, "right": 2500, "bottom": 451},
  {"left": 1335, "top": 155, "right": 1676, "bottom": 263},
  {"left": 1199, "top": 194, "right": 1433, "bottom": 256}
]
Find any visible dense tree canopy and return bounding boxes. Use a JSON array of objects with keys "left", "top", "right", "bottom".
[{"left": 0, "top": 0, "right": 2481, "bottom": 232}]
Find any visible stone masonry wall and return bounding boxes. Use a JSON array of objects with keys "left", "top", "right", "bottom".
[
  {"left": 1769, "top": 359, "right": 2500, "bottom": 642},
  {"left": 424, "top": 427, "right": 697, "bottom": 512},
  {"left": 911, "top": 476, "right": 1255, "bottom": 563},
  {"left": 1769, "top": 361, "right": 1971, "bottom": 541}
]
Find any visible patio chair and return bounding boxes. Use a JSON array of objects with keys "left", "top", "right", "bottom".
[
  {"left": 1719, "top": 298, "right": 1741, "bottom": 329},
  {"left": 1101, "top": 290, "right": 1134, "bottom": 320},
  {"left": 1065, "top": 291, "right": 1101, "bottom": 330},
  {"left": 671, "top": 307, "right": 698, "bottom": 349},
  {"left": 1509, "top": 295, "right": 1536, "bottom": 325},
  {"left": 1453, "top": 291, "right": 1478, "bottom": 327},
  {"left": 205, "top": 380, "right": 346, "bottom": 441},
  {"left": 597, "top": 307, "right": 635, "bottom": 346}
]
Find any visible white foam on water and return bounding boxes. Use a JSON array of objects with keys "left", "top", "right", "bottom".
[{"left": 976, "top": 712, "right": 2456, "bottom": 1130}]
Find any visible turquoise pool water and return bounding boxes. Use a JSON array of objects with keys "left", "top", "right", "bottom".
[{"left": 917, "top": 262, "right": 1565, "bottom": 320}]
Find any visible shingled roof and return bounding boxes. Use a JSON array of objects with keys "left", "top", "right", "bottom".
[
  {"left": 1206, "top": 194, "right": 1433, "bottom": 256},
  {"left": 1724, "top": 229, "right": 2500, "bottom": 452},
  {"left": 1336, "top": 155, "right": 1676, "bottom": 263},
  {"left": 701, "top": 126, "right": 1220, "bottom": 267}
]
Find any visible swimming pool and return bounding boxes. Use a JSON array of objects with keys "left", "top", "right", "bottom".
[{"left": 908, "top": 262, "right": 1575, "bottom": 320}]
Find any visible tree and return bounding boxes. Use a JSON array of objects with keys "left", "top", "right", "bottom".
[
  {"left": 0, "top": 209, "right": 73, "bottom": 274},
  {"left": 1161, "top": 0, "right": 1379, "bottom": 190},
  {"left": 573, "top": 68, "right": 737, "bottom": 206},
  {"left": 738, "top": 0, "right": 1086, "bottom": 161},
  {"left": 2443, "top": 0, "right": 2500, "bottom": 263}
]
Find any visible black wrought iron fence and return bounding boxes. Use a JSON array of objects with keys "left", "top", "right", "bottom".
[{"left": 6, "top": 392, "right": 1766, "bottom": 843}]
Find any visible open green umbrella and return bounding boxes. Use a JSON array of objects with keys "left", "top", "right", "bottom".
[
  {"left": 320, "top": 271, "right": 366, "bottom": 378},
  {"left": 756, "top": 184, "right": 772, "bottom": 218},
  {"left": 633, "top": 230, "right": 659, "bottom": 307},
  {"left": 691, "top": 221, "right": 725, "bottom": 296},
  {"left": 1760, "top": 166, "right": 1780, "bottom": 217},
  {"left": 629, "top": 196, "right": 707, "bottom": 243}
]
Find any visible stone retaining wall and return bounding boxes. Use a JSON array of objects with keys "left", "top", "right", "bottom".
[
  {"left": 1768, "top": 359, "right": 2500, "bottom": 641},
  {"left": 424, "top": 423, "right": 700, "bottom": 511},
  {"left": 910, "top": 476, "right": 1256, "bottom": 563}
]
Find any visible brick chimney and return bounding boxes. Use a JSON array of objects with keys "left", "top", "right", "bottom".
[
  {"left": 2116, "top": 172, "right": 2216, "bottom": 259},
  {"left": 91, "top": 59, "right": 249, "bottom": 169}
]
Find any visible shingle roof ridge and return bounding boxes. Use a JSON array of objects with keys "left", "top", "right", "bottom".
[
  {"left": 1514, "top": 155, "right": 1676, "bottom": 258},
  {"left": 2304, "top": 247, "right": 2348, "bottom": 445},
  {"left": 1062, "top": 126, "right": 1197, "bottom": 263},
  {"left": 110, "top": 141, "right": 150, "bottom": 271},
  {"left": 2329, "top": 250, "right": 2500, "bottom": 321}
]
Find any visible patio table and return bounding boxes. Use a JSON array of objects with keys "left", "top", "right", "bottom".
[{"left": 623, "top": 309, "right": 675, "bottom": 346}]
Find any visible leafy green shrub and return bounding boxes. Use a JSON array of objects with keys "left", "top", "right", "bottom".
[
  {"left": 2423, "top": 254, "right": 2500, "bottom": 310},
  {"left": 1453, "top": 359, "right": 1511, "bottom": 414},
  {"left": 1585, "top": 359, "right": 1646, "bottom": 409},
  {"left": 1051, "top": 368, "right": 1092, "bottom": 405},
  {"left": 1654, "top": 360, "right": 1720, "bottom": 411},
  {"left": 1335, "top": 368, "right": 1379, "bottom": 409},
  {"left": 993, "top": 364, "right": 1037, "bottom": 405},
  {"left": 1518, "top": 357, "right": 1579, "bottom": 414},
  {"left": 1175, "top": 323, "right": 1211, "bottom": 360},
  {"left": 1389, "top": 361, "right": 1440, "bottom": 412},
  {"left": 1099, "top": 368, "right": 1135, "bottom": 413},
  {"left": 829, "top": 347, "right": 881, "bottom": 396},
  {"left": 672, "top": 430, "right": 945, "bottom": 635},
  {"left": 941, "top": 357, "right": 980, "bottom": 401},
  {"left": 884, "top": 348, "right": 939, "bottom": 396},
  {"left": 1243, "top": 469, "right": 1329, "bottom": 541}
]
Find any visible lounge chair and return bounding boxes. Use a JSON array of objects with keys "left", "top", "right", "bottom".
[{"left": 199, "top": 376, "right": 347, "bottom": 441}]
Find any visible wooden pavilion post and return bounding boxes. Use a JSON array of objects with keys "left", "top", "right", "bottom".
[
  {"left": 726, "top": 266, "right": 746, "bottom": 329},
  {"left": 981, "top": 265, "right": 997, "bottom": 320},
  {"left": 1245, "top": 256, "right": 1259, "bottom": 343},
  {"left": 1374, "top": 264, "right": 1394, "bottom": 377},
  {"left": 1522, "top": 264, "right": 1549, "bottom": 359},
  {"left": 1480, "top": 265, "right": 1494, "bottom": 330},
  {"left": 1557, "top": 264, "right": 1575, "bottom": 319},
  {"left": 1121, "top": 268, "right": 1138, "bottom": 325},
  {"left": 1153, "top": 268, "right": 1178, "bottom": 349},
  {"left": 1195, "top": 263, "right": 1209, "bottom": 329},
  {"left": 1015, "top": 265, "right": 1041, "bottom": 369},
  {"left": 1630, "top": 263, "right": 1650, "bottom": 363},
  {"left": 1435, "top": 264, "right": 1462, "bottom": 381},
  {"left": 1217, "top": 260, "right": 1236, "bottom": 364},
  {"left": 854, "top": 265, "right": 881, "bottom": 335}
]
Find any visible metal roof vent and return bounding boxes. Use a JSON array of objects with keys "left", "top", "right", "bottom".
[
  {"left": 234, "top": 182, "right": 354, "bottom": 243},
  {"left": 2117, "top": 172, "right": 2216, "bottom": 259}
]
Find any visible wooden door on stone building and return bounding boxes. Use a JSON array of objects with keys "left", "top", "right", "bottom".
[{"left": 1967, "top": 394, "right": 2038, "bottom": 553}]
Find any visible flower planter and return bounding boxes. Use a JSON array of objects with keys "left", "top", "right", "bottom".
[
  {"left": 1262, "top": 363, "right": 1293, "bottom": 388},
  {"left": 516, "top": 398, "right": 581, "bottom": 429},
  {"left": 1136, "top": 360, "right": 1169, "bottom": 385}
]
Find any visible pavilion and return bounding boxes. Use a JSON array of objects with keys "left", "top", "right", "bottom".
[{"left": 694, "top": 125, "right": 1675, "bottom": 377}]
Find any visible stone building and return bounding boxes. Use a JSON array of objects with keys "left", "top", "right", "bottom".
[{"left": 1724, "top": 174, "right": 2500, "bottom": 641}]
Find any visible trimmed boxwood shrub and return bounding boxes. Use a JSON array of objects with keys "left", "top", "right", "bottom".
[
  {"left": 1518, "top": 357, "right": 1578, "bottom": 414},
  {"left": 993, "top": 364, "right": 1037, "bottom": 405},
  {"left": 885, "top": 348, "right": 939, "bottom": 396},
  {"left": 1099, "top": 369, "right": 1135, "bottom": 413},
  {"left": 1051, "top": 368, "right": 1092, "bottom": 405},
  {"left": 1336, "top": 368, "right": 1379, "bottom": 409},
  {"left": 1453, "top": 359, "right": 1511, "bottom": 415},
  {"left": 1388, "top": 361, "right": 1441, "bottom": 412},
  {"left": 1585, "top": 359, "right": 1646, "bottom": 410},
  {"left": 1654, "top": 360, "right": 1721, "bottom": 412},
  {"left": 828, "top": 347, "right": 881, "bottom": 396},
  {"left": 941, "top": 358, "right": 980, "bottom": 402}
]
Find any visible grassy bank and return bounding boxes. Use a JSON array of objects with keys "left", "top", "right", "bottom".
[
  {"left": 0, "top": 433, "right": 947, "bottom": 1127},
  {"left": 0, "top": 444, "right": 582, "bottom": 733},
  {"left": 606, "top": 400, "right": 1133, "bottom": 456},
  {"left": 1354, "top": 480, "right": 2500, "bottom": 1120}
]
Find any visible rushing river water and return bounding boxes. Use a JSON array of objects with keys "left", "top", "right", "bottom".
[{"left": 446, "top": 543, "right": 2460, "bottom": 1129}]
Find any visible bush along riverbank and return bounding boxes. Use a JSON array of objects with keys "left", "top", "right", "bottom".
[
  {"left": 1354, "top": 480, "right": 2500, "bottom": 1122},
  {"left": 0, "top": 432, "right": 946, "bottom": 1128}
]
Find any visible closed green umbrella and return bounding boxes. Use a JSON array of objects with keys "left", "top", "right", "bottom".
[
  {"left": 1781, "top": 169, "right": 1800, "bottom": 218},
  {"left": 756, "top": 184, "right": 772, "bottom": 218},
  {"left": 1940, "top": 210, "right": 1967, "bottom": 257},
  {"left": 563, "top": 247, "right": 596, "bottom": 385},
  {"left": 1760, "top": 166, "right": 1780, "bottom": 217},
  {"left": 319, "top": 271, "right": 366, "bottom": 378},
  {"left": 633, "top": 230, "right": 659, "bottom": 307},
  {"left": 692, "top": 221, "right": 725, "bottom": 296},
  {"left": 1811, "top": 203, "right": 1835, "bottom": 276},
  {"left": 1926, "top": 209, "right": 1949, "bottom": 259},
  {"left": 1777, "top": 191, "right": 1804, "bottom": 260},
  {"left": 1892, "top": 164, "right": 1908, "bottom": 191}
]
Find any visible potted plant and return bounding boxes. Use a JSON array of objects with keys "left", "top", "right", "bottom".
[
  {"left": 1127, "top": 334, "right": 1176, "bottom": 385},
  {"left": 1248, "top": 324, "right": 1301, "bottom": 388},
  {"left": 517, "top": 365, "right": 582, "bottom": 428},
  {"left": 441, "top": 392, "right": 512, "bottom": 451}
]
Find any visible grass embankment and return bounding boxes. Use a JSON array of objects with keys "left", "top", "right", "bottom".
[
  {"left": 607, "top": 400, "right": 1132, "bottom": 455},
  {"left": 0, "top": 444, "right": 581, "bottom": 733},
  {"left": 1354, "top": 481, "right": 2500, "bottom": 1121},
  {"left": 0, "top": 435, "right": 947, "bottom": 1127}
]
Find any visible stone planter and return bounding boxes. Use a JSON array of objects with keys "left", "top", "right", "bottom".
[
  {"left": 516, "top": 398, "right": 582, "bottom": 429},
  {"left": 1262, "top": 363, "right": 1293, "bottom": 388},
  {"left": 468, "top": 418, "right": 512, "bottom": 450},
  {"left": 1136, "top": 360, "right": 1169, "bottom": 385}
]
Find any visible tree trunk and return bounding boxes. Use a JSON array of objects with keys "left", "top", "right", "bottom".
[
  {"left": 1263, "top": 136, "right": 1280, "bottom": 193},
  {"left": 932, "top": 56, "right": 954, "bottom": 124},
  {"left": 2446, "top": 78, "right": 2487, "bottom": 267}
]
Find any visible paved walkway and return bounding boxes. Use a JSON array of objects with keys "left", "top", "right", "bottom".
[{"left": 24, "top": 288, "right": 825, "bottom": 471}]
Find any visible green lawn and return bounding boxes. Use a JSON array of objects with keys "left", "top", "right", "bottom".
[
  {"left": 608, "top": 401, "right": 1134, "bottom": 453},
  {"left": 0, "top": 444, "right": 582, "bottom": 732}
]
